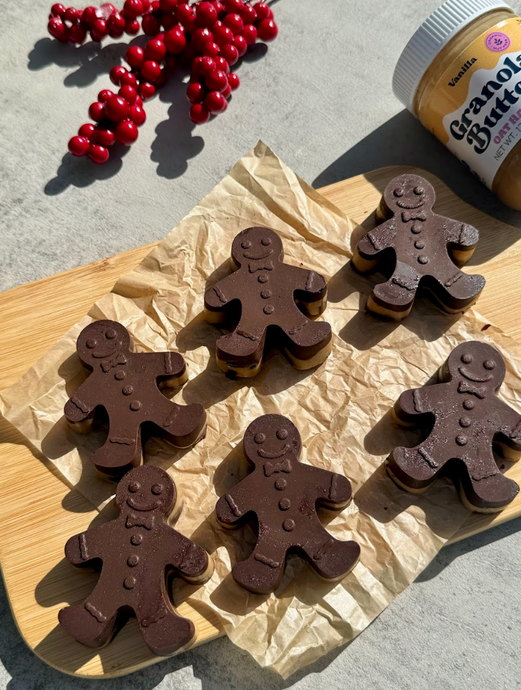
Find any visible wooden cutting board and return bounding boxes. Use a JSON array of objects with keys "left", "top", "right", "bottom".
[{"left": 1, "top": 166, "right": 520, "bottom": 678}]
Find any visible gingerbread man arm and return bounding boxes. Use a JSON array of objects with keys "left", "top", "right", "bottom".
[
  {"left": 310, "top": 467, "right": 352, "bottom": 507},
  {"left": 138, "top": 351, "right": 187, "bottom": 380},
  {"left": 495, "top": 399, "right": 521, "bottom": 446},
  {"left": 215, "top": 475, "right": 256, "bottom": 527},
  {"left": 356, "top": 219, "right": 398, "bottom": 259},
  {"left": 442, "top": 218, "right": 480, "bottom": 250},
  {"left": 166, "top": 529, "right": 210, "bottom": 581},
  {"left": 64, "top": 523, "right": 110, "bottom": 566},
  {"left": 64, "top": 376, "right": 100, "bottom": 424},
  {"left": 204, "top": 273, "right": 242, "bottom": 311},
  {"left": 283, "top": 265, "right": 327, "bottom": 302}
]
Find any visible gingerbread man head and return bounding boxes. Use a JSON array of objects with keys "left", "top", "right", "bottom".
[
  {"left": 231, "top": 227, "right": 284, "bottom": 269},
  {"left": 446, "top": 342, "right": 505, "bottom": 393},
  {"left": 243, "top": 414, "right": 301, "bottom": 470},
  {"left": 115, "top": 465, "right": 176, "bottom": 517},
  {"left": 77, "top": 320, "right": 131, "bottom": 368},
  {"left": 382, "top": 174, "right": 436, "bottom": 217}
]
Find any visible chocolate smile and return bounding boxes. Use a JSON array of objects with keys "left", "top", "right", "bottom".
[
  {"left": 243, "top": 249, "right": 273, "bottom": 261},
  {"left": 396, "top": 199, "right": 425, "bottom": 210},
  {"left": 458, "top": 367, "right": 493, "bottom": 383},
  {"left": 91, "top": 347, "right": 119, "bottom": 359},
  {"left": 257, "top": 444, "right": 291, "bottom": 459},
  {"left": 127, "top": 497, "right": 161, "bottom": 511}
]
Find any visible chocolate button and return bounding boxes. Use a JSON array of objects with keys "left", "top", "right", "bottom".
[
  {"left": 463, "top": 399, "right": 475, "bottom": 410},
  {"left": 411, "top": 223, "right": 422, "bottom": 234},
  {"left": 418, "top": 256, "right": 429, "bottom": 265},
  {"left": 414, "top": 240, "right": 425, "bottom": 249},
  {"left": 127, "top": 554, "right": 139, "bottom": 567},
  {"left": 261, "top": 289, "right": 272, "bottom": 299},
  {"left": 456, "top": 435, "right": 468, "bottom": 446},
  {"left": 275, "top": 478, "right": 287, "bottom": 490},
  {"left": 131, "top": 534, "right": 143, "bottom": 545},
  {"left": 124, "top": 576, "right": 136, "bottom": 589},
  {"left": 122, "top": 385, "right": 134, "bottom": 396},
  {"left": 279, "top": 498, "right": 291, "bottom": 511},
  {"left": 283, "top": 519, "right": 295, "bottom": 532},
  {"left": 258, "top": 275, "right": 269, "bottom": 284},
  {"left": 264, "top": 305, "right": 275, "bottom": 315},
  {"left": 115, "top": 370, "right": 126, "bottom": 380},
  {"left": 459, "top": 417, "right": 471, "bottom": 428},
  {"left": 130, "top": 401, "right": 142, "bottom": 411}
]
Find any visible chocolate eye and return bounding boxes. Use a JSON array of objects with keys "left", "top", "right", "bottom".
[
  {"left": 261, "top": 237, "right": 272, "bottom": 246},
  {"left": 105, "top": 329, "right": 117, "bottom": 339},
  {"left": 414, "top": 186, "right": 425, "bottom": 196},
  {"left": 461, "top": 353, "right": 473, "bottom": 364},
  {"left": 86, "top": 338, "right": 97, "bottom": 349},
  {"left": 254, "top": 432, "right": 266, "bottom": 444},
  {"left": 151, "top": 483, "right": 163, "bottom": 495},
  {"left": 394, "top": 188, "right": 404, "bottom": 197},
  {"left": 484, "top": 360, "right": 496, "bottom": 370},
  {"left": 241, "top": 240, "right": 252, "bottom": 249},
  {"left": 277, "top": 428, "right": 288, "bottom": 440},
  {"left": 129, "top": 481, "right": 140, "bottom": 493}
]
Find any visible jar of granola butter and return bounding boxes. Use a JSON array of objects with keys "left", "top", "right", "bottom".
[{"left": 393, "top": 0, "right": 521, "bottom": 210}]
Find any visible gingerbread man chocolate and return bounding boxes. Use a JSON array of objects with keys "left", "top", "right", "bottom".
[
  {"left": 388, "top": 342, "right": 521, "bottom": 513},
  {"left": 352, "top": 174, "right": 486, "bottom": 320},
  {"left": 64, "top": 320, "right": 206, "bottom": 477},
  {"left": 59, "top": 465, "right": 213, "bottom": 656},
  {"left": 216, "top": 415, "right": 360, "bottom": 594},
  {"left": 204, "top": 227, "right": 332, "bottom": 377}
]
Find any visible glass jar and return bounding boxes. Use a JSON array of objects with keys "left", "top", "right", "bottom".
[{"left": 394, "top": 0, "right": 521, "bottom": 210}]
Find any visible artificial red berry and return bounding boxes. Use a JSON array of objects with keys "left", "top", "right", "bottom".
[
  {"left": 70, "top": 23, "right": 87, "bottom": 42},
  {"left": 78, "top": 123, "right": 96, "bottom": 139},
  {"left": 228, "top": 72, "right": 240, "bottom": 90},
  {"left": 192, "top": 27, "right": 213, "bottom": 50},
  {"left": 138, "top": 81, "right": 156, "bottom": 99},
  {"left": 194, "top": 56, "right": 216, "bottom": 76},
  {"left": 93, "top": 127, "right": 116, "bottom": 146},
  {"left": 204, "top": 90, "right": 226, "bottom": 113},
  {"left": 222, "top": 83, "right": 232, "bottom": 98},
  {"left": 115, "top": 119, "right": 139, "bottom": 144},
  {"left": 108, "top": 12, "right": 126, "bottom": 36},
  {"left": 151, "top": 0, "right": 160, "bottom": 10},
  {"left": 176, "top": 3, "right": 194, "bottom": 26},
  {"left": 196, "top": 1, "right": 218, "bottom": 27},
  {"left": 105, "top": 95, "right": 129, "bottom": 121},
  {"left": 243, "top": 23, "right": 257, "bottom": 45},
  {"left": 214, "top": 55, "right": 230, "bottom": 73},
  {"left": 253, "top": 1, "right": 272, "bottom": 20},
  {"left": 129, "top": 104, "right": 147, "bottom": 125},
  {"left": 186, "top": 82, "right": 205, "bottom": 103},
  {"left": 48, "top": 17, "right": 67, "bottom": 41},
  {"left": 64, "top": 6, "right": 81, "bottom": 22},
  {"left": 68, "top": 135, "right": 90, "bottom": 157},
  {"left": 213, "top": 1, "right": 225, "bottom": 16},
  {"left": 224, "top": 12, "right": 243, "bottom": 35},
  {"left": 233, "top": 34, "right": 247, "bottom": 56},
  {"left": 81, "top": 4, "right": 98, "bottom": 24},
  {"left": 91, "top": 18, "right": 108, "bottom": 40},
  {"left": 206, "top": 68, "right": 227, "bottom": 92},
  {"left": 214, "top": 24, "right": 233, "bottom": 47},
  {"left": 135, "top": 95, "right": 143, "bottom": 107},
  {"left": 110, "top": 65, "right": 126, "bottom": 85},
  {"left": 119, "top": 84, "right": 138, "bottom": 104},
  {"left": 140, "top": 60, "right": 162, "bottom": 82},
  {"left": 123, "top": 0, "right": 143, "bottom": 19},
  {"left": 145, "top": 38, "right": 167, "bottom": 61},
  {"left": 239, "top": 3, "right": 256, "bottom": 23},
  {"left": 202, "top": 40, "right": 220, "bottom": 57},
  {"left": 142, "top": 0, "right": 151, "bottom": 11},
  {"left": 165, "top": 26, "right": 186, "bottom": 53},
  {"left": 220, "top": 43, "right": 239, "bottom": 65},
  {"left": 164, "top": 55, "right": 177, "bottom": 70},
  {"left": 100, "top": 2, "right": 117, "bottom": 16},
  {"left": 162, "top": 13, "right": 177, "bottom": 30},
  {"left": 98, "top": 88, "right": 114, "bottom": 102},
  {"left": 120, "top": 70, "right": 138, "bottom": 87},
  {"left": 142, "top": 13, "right": 161, "bottom": 34},
  {"left": 88, "top": 101, "right": 106, "bottom": 121},
  {"left": 88, "top": 144, "right": 110, "bottom": 164},
  {"left": 190, "top": 103, "right": 210, "bottom": 124},
  {"left": 257, "top": 18, "right": 277, "bottom": 41},
  {"left": 224, "top": 0, "right": 243, "bottom": 13},
  {"left": 126, "top": 45, "right": 144, "bottom": 68},
  {"left": 159, "top": 0, "right": 178, "bottom": 10},
  {"left": 51, "top": 3, "right": 66, "bottom": 17},
  {"left": 125, "top": 18, "right": 141, "bottom": 34}
]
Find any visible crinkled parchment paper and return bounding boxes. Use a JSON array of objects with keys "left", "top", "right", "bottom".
[{"left": 2, "top": 141, "right": 521, "bottom": 678}]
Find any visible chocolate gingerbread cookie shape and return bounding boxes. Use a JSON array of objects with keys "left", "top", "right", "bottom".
[
  {"left": 388, "top": 342, "right": 521, "bottom": 513},
  {"left": 216, "top": 415, "right": 360, "bottom": 594},
  {"left": 204, "top": 227, "right": 332, "bottom": 377},
  {"left": 352, "top": 174, "right": 486, "bottom": 320},
  {"left": 64, "top": 320, "right": 206, "bottom": 477},
  {"left": 59, "top": 465, "right": 213, "bottom": 656}
]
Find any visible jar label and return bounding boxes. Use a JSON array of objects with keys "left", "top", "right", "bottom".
[{"left": 421, "top": 18, "right": 521, "bottom": 189}]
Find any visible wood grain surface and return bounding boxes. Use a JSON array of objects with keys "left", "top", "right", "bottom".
[{"left": 0, "top": 166, "right": 519, "bottom": 677}]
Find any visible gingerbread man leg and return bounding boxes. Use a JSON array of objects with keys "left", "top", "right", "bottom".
[
  {"left": 59, "top": 590, "right": 118, "bottom": 648},
  {"left": 137, "top": 599, "right": 195, "bottom": 656},
  {"left": 368, "top": 266, "right": 420, "bottom": 320},
  {"left": 93, "top": 420, "right": 142, "bottom": 477},
  {"left": 149, "top": 393, "right": 206, "bottom": 449},
  {"left": 216, "top": 321, "right": 267, "bottom": 377},
  {"left": 232, "top": 543, "right": 287, "bottom": 595},
  {"left": 427, "top": 261, "right": 485, "bottom": 313},
  {"left": 298, "top": 522, "right": 360, "bottom": 581},
  {"left": 282, "top": 318, "right": 332, "bottom": 370},
  {"left": 459, "top": 450, "right": 520, "bottom": 513},
  {"left": 387, "top": 440, "right": 441, "bottom": 493}
]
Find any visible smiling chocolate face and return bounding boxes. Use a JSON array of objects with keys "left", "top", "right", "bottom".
[
  {"left": 231, "top": 227, "right": 283, "bottom": 268},
  {"left": 383, "top": 174, "right": 435, "bottom": 215},
  {"left": 243, "top": 414, "right": 301, "bottom": 467},
  {"left": 448, "top": 342, "right": 505, "bottom": 391},
  {"left": 77, "top": 320, "right": 131, "bottom": 367},
  {"left": 116, "top": 465, "right": 175, "bottom": 515}
]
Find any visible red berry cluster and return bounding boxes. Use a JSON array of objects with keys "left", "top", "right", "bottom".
[
  {"left": 56, "top": 0, "right": 278, "bottom": 164},
  {"left": 48, "top": 1, "right": 148, "bottom": 44}
]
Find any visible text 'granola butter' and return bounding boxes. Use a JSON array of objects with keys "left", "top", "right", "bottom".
[{"left": 393, "top": 0, "right": 521, "bottom": 210}]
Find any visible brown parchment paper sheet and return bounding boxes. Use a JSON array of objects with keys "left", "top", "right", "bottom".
[{"left": 2, "top": 141, "right": 521, "bottom": 678}]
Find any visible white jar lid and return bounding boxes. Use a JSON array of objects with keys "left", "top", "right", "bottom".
[{"left": 393, "top": 0, "right": 513, "bottom": 112}]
